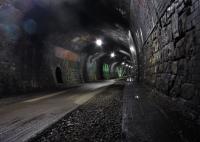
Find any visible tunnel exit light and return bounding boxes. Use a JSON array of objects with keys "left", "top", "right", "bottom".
[
  {"left": 96, "top": 39, "right": 103, "bottom": 46},
  {"left": 110, "top": 52, "right": 116, "bottom": 58}
]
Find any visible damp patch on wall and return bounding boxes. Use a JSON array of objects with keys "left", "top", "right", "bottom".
[
  {"left": 103, "top": 64, "right": 110, "bottom": 80},
  {"left": 55, "top": 47, "right": 79, "bottom": 62},
  {"left": 86, "top": 56, "right": 97, "bottom": 81},
  {"left": 54, "top": 47, "right": 81, "bottom": 84},
  {"left": 116, "top": 66, "right": 124, "bottom": 78}
]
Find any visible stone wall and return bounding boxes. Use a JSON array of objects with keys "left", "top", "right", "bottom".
[
  {"left": 0, "top": 0, "right": 113, "bottom": 96},
  {"left": 143, "top": 0, "right": 200, "bottom": 101},
  {"left": 130, "top": 0, "right": 200, "bottom": 128},
  {"left": 0, "top": 1, "right": 85, "bottom": 96}
]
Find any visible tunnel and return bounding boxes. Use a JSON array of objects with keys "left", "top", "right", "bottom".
[{"left": 0, "top": 0, "right": 200, "bottom": 142}]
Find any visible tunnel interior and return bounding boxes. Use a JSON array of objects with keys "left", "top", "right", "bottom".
[
  {"left": 0, "top": 0, "right": 132, "bottom": 93},
  {"left": 0, "top": 0, "right": 200, "bottom": 141}
]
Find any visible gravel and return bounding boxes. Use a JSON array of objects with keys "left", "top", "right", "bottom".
[{"left": 28, "top": 84, "right": 124, "bottom": 142}]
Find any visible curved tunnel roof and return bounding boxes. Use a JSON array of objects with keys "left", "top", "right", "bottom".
[{"left": 0, "top": 0, "right": 132, "bottom": 64}]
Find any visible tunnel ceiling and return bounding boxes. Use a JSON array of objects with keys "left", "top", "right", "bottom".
[
  {"left": 0, "top": 0, "right": 133, "bottom": 71},
  {"left": 3, "top": 0, "right": 131, "bottom": 53}
]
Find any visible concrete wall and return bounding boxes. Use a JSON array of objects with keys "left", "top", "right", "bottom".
[{"left": 130, "top": 0, "right": 200, "bottom": 129}]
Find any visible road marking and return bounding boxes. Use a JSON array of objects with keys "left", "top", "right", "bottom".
[{"left": 23, "top": 90, "right": 67, "bottom": 103}]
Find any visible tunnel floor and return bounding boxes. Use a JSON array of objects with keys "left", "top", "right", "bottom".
[
  {"left": 28, "top": 84, "right": 124, "bottom": 142},
  {"left": 123, "top": 83, "right": 200, "bottom": 142},
  {"left": 0, "top": 81, "right": 199, "bottom": 142}
]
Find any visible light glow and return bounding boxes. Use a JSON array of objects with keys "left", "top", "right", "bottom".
[
  {"left": 130, "top": 45, "right": 135, "bottom": 53},
  {"left": 96, "top": 39, "right": 103, "bottom": 46},
  {"left": 110, "top": 52, "right": 116, "bottom": 58},
  {"left": 135, "top": 95, "right": 140, "bottom": 99}
]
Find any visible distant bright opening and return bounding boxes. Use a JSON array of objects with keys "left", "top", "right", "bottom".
[
  {"left": 96, "top": 39, "right": 103, "bottom": 46},
  {"left": 110, "top": 52, "right": 116, "bottom": 58}
]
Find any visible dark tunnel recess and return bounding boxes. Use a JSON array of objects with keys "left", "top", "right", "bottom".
[{"left": 55, "top": 67, "right": 64, "bottom": 84}]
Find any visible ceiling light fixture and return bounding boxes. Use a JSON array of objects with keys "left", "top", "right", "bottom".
[
  {"left": 110, "top": 52, "right": 116, "bottom": 58},
  {"left": 96, "top": 39, "right": 103, "bottom": 46}
]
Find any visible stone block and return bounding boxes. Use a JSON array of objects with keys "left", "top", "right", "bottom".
[
  {"left": 178, "top": 1, "right": 185, "bottom": 14},
  {"left": 165, "top": 42, "right": 175, "bottom": 61},
  {"left": 185, "top": 31, "right": 195, "bottom": 57},
  {"left": 193, "top": 12, "right": 200, "bottom": 25},
  {"left": 172, "top": 12, "right": 180, "bottom": 38},
  {"left": 166, "top": 62, "right": 172, "bottom": 73},
  {"left": 194, "top": 30, "right": 200, "bottom": 45},
  {"left": 184, "top": 0, "right": 192, "bottom": 6},
  {"left": 189, "top": 92, "right": 200, "bottom": 106},
  {"left": 167, "top": 4, "right": 175, "bottom": 19},
  {"left": 175, "top": 38, "right": 186, "bottom": 58},
  {"left": 161, "top": 13, "right": 167, "bottom": 27},
  {"left": 172, "top": 61, "right": 178, "bottom": 74},
  {"left": 177, "top": 59, "right": 187, "bottom": 76},
  {"left": 181, "top": 83, "right": 195, "bottom": 99},
  {"left": 167, "top": 23, "right": 173, "bottom": 42},
  {"left": 161, "top": 27, "right": 169, "bottom": 46},
  {"left": 178, "top": 11, "right": 187, "bottom": 35},
  {"left": 154, "top": 39, "right": 159, "bottom": 52},
  {"left": 170, "top": 75, "right": 184, "bottom": 97}
]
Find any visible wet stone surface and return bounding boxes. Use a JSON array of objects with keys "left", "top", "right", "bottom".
[{"left": 29, "top": 84, "right": 124, "bottom": 142}]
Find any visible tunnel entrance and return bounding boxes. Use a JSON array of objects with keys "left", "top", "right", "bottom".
[{"left": 55, "top": 67, "right": 63, "bottom": 84}]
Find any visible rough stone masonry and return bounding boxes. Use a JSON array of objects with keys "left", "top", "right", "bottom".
[{"left": 130, "top": 0, "right": 200, "bottom": 127}]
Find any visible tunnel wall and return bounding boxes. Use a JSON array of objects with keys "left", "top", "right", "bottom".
[
  {"left": 130, "top": 0, "right": 200, "bottom": 123},
  {"left": 0, "top": 1, "right": 86, "bottom": 96},
  {"left": 44, "top": 34, "right": 85, "bottom": 86},
  {"left": 0, "top": 32, "right": 85, "bottom": 96},
  {"left": 0, "top": 0, "right": 117, "bottom": 96},
  {"left": 85, "top": 55, "right": 98, "bottom": 81}
]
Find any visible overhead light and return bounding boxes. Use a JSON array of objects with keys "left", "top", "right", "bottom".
[
  {"left": 130, "top": 45, "right": 135, "bottom": 53},
  {"left": 135, "top": 95, "right": 140, "bottom": 99},
  {"left": 96, "top": 39, "right": 103, "bottom": 46},
  {"left": 110, "top": 52, "right": 116, "bottom": 58},
  {"left": 126, "top": 64, "right": 128, "bottom": 67},
  {"left": 122, "top": 62, "right": 125, "bottom": 65}
]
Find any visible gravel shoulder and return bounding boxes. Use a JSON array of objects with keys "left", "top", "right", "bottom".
[{"left": 28, "top": 84, "right": 124, "bottom": 142}]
